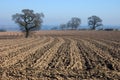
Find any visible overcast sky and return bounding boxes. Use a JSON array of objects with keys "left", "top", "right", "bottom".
[{"left": 0, "top": 0, "right": 120, "bottom": 26}]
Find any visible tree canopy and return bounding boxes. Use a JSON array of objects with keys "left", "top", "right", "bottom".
[
  {"left": 88, "top": 15, "right": 102, "bottom": 30},
  {"left": 12, "top": 9, "right": 44, "bottom": 38},
  {"left": 67, "top": 17, "right": 81, "bottom": 30}
]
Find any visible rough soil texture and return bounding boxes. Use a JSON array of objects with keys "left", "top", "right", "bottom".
[{"left": 0, "top": 31, "right": 120, "bottom": 80}]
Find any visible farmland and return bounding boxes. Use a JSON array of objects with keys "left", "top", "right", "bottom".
[{"left": 0, "top": 31, "right": 120, "bottom": 80}]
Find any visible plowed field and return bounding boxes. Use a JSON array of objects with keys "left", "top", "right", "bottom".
[{"left": 0, "top": 31, "right": 120, "bottom": 80}]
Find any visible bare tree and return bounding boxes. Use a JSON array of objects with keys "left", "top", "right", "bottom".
[
  {"left": 60, "top": 24, "right": 66, "bottom": 30},
  {"left": 88, "top": 15, "right": 103, "bottom": 30},
  {"left": 67, "top": 17, "right": 81, "bottom": 30},
  {"left": 12, "top": 9, "right": 44, "bottom": 38}
]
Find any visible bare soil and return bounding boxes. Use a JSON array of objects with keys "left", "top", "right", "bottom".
[{"left": 0, "top": 31, "right": 120, "bottom": 80}]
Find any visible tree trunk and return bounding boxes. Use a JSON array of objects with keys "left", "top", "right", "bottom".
[
  {"left": 25, "top": 30, "right": 29, "bottom": 38},
  {"left": 92, "top": 25, "right": 96, "bottom": 30}
]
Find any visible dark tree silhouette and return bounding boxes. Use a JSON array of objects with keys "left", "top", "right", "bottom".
[
  {"left": 12, "top": 9, "right": 44, "bottom": 38},
  {"left": 88, "top": 15, "right": 103, "bottom": 30},
  {"left": 60, "top": 24, "right": 66, "bottom": 30},
  {"left": 0, "top": 29, "right": 6, "bottom": 32},
  {"left": 67, "top": 17, "right": 81, "bottom": 30},
  {"left": 51, "top": 27, "right": 58, "bottom": 30}
]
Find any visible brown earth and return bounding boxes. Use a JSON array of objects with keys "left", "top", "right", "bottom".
[{"left": 0, "top": 31, "right": 120, "bottom": 80}]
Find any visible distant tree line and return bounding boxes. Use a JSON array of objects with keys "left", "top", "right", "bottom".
[
  {"left": 12, "top": 9, "right": 119, "bottom": 38},
  {"left": 59, "top": 15, "right": 103, "bottom": 30},
  {"left": 0, "top": 29, "right": 6, "bottom": 32},
  {"left": 59, "top": 17, "right": 81, "bottom": 30}
]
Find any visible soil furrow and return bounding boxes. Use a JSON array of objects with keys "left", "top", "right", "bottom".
[
  {"left": 0, "top": 37, "right": 51, "bottom": 68},
  {"left": 0, "top": 37, "right": 41, "bottom": 53},
  {"left": 33, "top": 37, "right": 64, "bottom": 70},
  {"left": 67, "top": 38, "right": 82, "bottom": 70},
  {"left": 0, "top": 37, "right": 46, "bottom": 63},
  {"left": 84, "top": 38, "right": 120, "bottom": 61}
]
